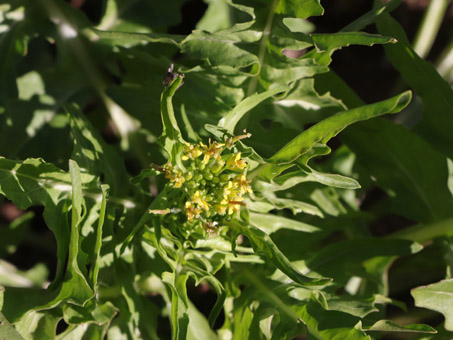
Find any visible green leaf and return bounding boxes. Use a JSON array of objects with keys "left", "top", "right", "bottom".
[
  {"left": 271, "top": 91, "right": 411, "bottom": 164},
  {"left": 342, "top": 118, "right": 453, "bottom": 223},
  {"left": 340, "top": 0, "right": 402, "bottom": 32},
  {"left": 230, "top": 221, "right": 331, "bottom": 286},
  {"left": 276, "top": 0, "right": 324, "bottom": 18},
  {"left": 412, "top": 279, "right": 453, "bottom": 331},
  {"left": 364, "top": 319, "right": 436, "bottom": 334},
  {"left": 160, "top": 74, "right": 185, "bottom": 163},
  {"left": 254, "top": 167, "right": 360, "bottom": 192},
  {"left": 14, "top": 309, "right": 61, "bottom": 340},
  {"left": 196, "top": 0, "right": 232, "bottom": 32},
  {"left": 249, "top": 194, "right": 324, "bottom": 217},
  {"left": 248, "top": 212, "right": 321, "bottom": 234},
  {"left": 299, "top": 295, "right": 371, "bottom": 340},
  {"left": 304, "top": 238, "right": 423, "bottom": 285},
  {"left": 63, "top": 160, "right": 94, "bottom": 302},
  {"left": 218, "top": 84, "right": 288, "bottom": 134},
  {"left": 376, "top": 11, "right": 453, "bottom": 160},
  {"left": 310, "top": 32, "right": 396, "bottom": 66},
  {"left": 90, "top": 184, "right": 109, "bottom": 288},
  {"left": 67, "top": 103, "right": 130, "bottom": 197},
  {"left": 182, "top": 261, "right": 225, "bottom": 328},
  {"left": 62, "top": 300, "right": 117, "bottom": 325},
  {"left": 254, "top": 90, "right": 412, "bottom": 180},
  {"left": 187, "top": 300, "right": 218, "bottom": 340},
  {"left": 162, "top": 271, "right": 190, "bottom": 340},
  {"left": 0, "top": 157, "right": 72, "bottom": 287},
  {"left": 0, "top": 310, "right": 26, "bottom": 340},
  {"left": 91, "top": 28, "right": 183, "bottom": 46},
  {"left": 312, "top": 32, "right": 396, "bottom": 53},
  {"left": 324, "top": 295, "right": 378, "bottom": 318},
  {"left": 181, "top": 30, "right": 260, "bottom": 74}
]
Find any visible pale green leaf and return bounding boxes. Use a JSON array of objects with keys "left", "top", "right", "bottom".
[
  {"left": 0, "top": 311, "right": 26, "bottom": 340},
  {"left": 254, "top": 167, "right": 360, "bottom": 192},
  {"left": 14, "top": 309, "right": 61, "bottom": 340},
  {"left": 219, "top": 84, "right": 288, "bottom": 134},
  {"left": 412, "top": 279, "right": 453, "bottom": 331},
  {"left": 248, "top": 212, "right": 320, "bottom": 234},
  {"left": 364, "top": 319, "right": 436, "bottom": 334},
  {"left": 187, "top": 300, "right": 218, "bottom": 340}
]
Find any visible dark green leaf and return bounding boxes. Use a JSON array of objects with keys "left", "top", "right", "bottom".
[
  {"left": 305, "top": 238, "right": 423, "bottom": 285},
  {"left": 342, "top": 119, "right": 453, "bottom": 223},
  {"left": 376, "top": 12, "right": 453, "bottom": 159}
]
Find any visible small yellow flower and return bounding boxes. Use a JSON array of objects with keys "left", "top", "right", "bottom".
[
  {"left": 222, "top": 181, "right": 234, "bottom": 200},
  {"left": 202, "top": 139, "right": 225, "bottom": 164},
  {"left": 182, "top": 142, "right": 203, "bottom": 161},
  {"left": 185, "top": 201, "right": 202, "bottom": 221},
  {"left": 171, "top": 171, "right": 185, "bottom": 188},
  {"left": 228, "top": 204, "right": 240, "bottom": 215},
  {"left": 214, "top": 204, "right": 227, "bottom": 215},
  {"left": 226, "top": 152, "right": 247, "bottom": 170},
  {"left": 192, "top": 190, "right": 210, "bottom": 211},
  {"left": 234, "top": 174, "right": 252, "bottom": 194}
]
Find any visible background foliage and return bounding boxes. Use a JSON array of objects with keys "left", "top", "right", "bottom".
[{"left": 1, "top": 0, "right": 453, "bottom": 339}]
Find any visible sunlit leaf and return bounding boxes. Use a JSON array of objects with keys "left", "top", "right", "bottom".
[{"left": 412, "top": 279, "right": 453, "bottom": 331}]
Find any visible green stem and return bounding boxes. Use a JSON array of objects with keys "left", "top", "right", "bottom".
[
  {"left": 90, "top": 185, "right": 108, "bottom": 287},
  {"left": 412, "top": 0, "right": 449, "bottom": 59},
  {"left": 389, "top": 217, "right": 453, "bottom": 243}
]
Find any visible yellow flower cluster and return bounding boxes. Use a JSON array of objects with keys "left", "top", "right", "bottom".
[{"left": 162, "top": 134, "right": 252, "bottom": 226}]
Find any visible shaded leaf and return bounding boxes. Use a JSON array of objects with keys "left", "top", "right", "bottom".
[
  {"left": 376, "top": 11, "right": 453, "bottom": 160},
  {"left": 342, "top": 118, "right": 453, "bottom": 223},
  {"left": 304, "top": 238, "right": 423, "bottom": 284},
  {"left": 230, "top": 221, "right": 331, "bottom": 286}
]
